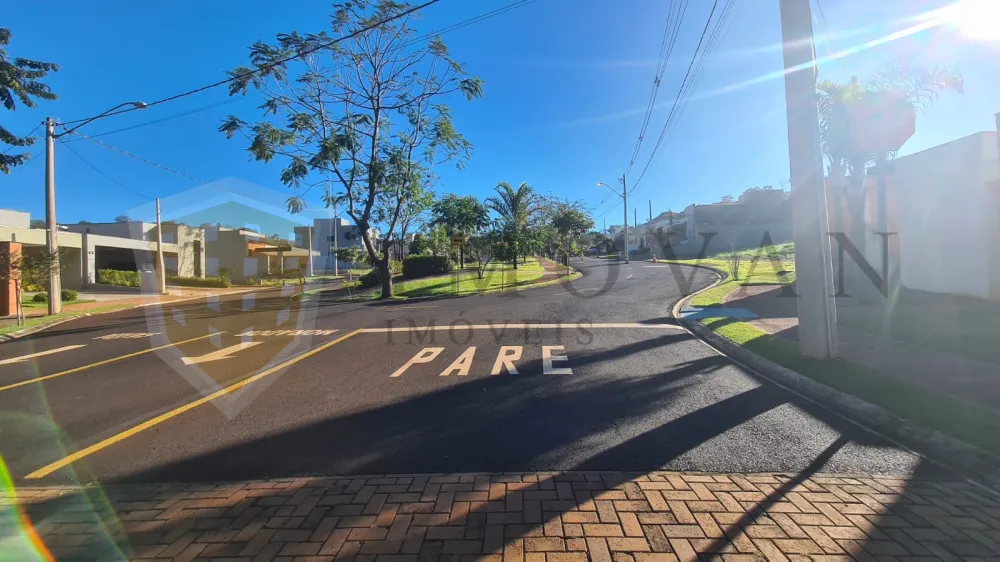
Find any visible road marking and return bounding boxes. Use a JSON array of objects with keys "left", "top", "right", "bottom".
[
  {"left": 0, "top": 345, "right": 86, "bottom": 366},
  {"left": 239, "top": 329, "right": 338, "bottom": 337},
  {"left": 181, "top": 341, "right": 263, "bottom": 365},
  {"left": 26, "top": 329, "right": 363, "bottom": 480},
  {"left": 491, "top": 346, "right": 522, "bottom": 375},
  {"left": 439, "top": 347, "right": 476, "bottom": 377},
  {"left": 390, "top": 347, "right": 444, "bottom": 378},
  {"left": 542, "top": 346, "right": 572, "bottom": 375},
  {"left": 363, "top": 323, "right": 680, "bottom": 333},
  {"left": 0, "top": 333, "right": 220, "bottom": 394},
  {"left": 94, "top": 333, "right": 161, "bottom": 340}
]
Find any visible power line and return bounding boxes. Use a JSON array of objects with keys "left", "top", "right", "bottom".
[
  {"left": 58, "top": 141, "right": 153, "bottom": 200},
  {"left": 59, "top": 0, "right": 444, "bottom": 126},
  {"left": 2, "top": 125, "right": 41, "bottom": 154},
  {"left": 630, "top": 0, "right": 738, "bottom": 194},
  {"left": 57, "top": 0, "right": 541, "bottom": 138},
  {"left": 626, "top": 0, "right": 690, "bottom": 176},
  {"left": 72, "top": 132, "right": 207, "bottom": 184},
  {"left": 813, "top": 0, "right": 851, "bottom": 78},
  {"left": 63, "top": 98, "right": 242, "bottom": 142}
]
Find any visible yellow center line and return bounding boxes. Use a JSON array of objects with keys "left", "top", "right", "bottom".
[
  {"left": 26, "top": 329, "right": 362, "bottom": 480},
  {"left": 0, "top": 333, "right": 222, "bottom": 394}
]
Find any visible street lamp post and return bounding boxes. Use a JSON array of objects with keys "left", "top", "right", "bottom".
[
  {"left": 598, "top": 176, "right": 630, "bottom": 264},
  {"left": 44, "top": 101, "right": 147, "bottom": 313}
]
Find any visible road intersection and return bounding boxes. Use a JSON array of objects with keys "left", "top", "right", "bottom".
[{"left": 0, "top": 259, "right": 940, "bottom": 489}]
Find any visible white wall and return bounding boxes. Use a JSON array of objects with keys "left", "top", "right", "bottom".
[
  {"left": 0, "top": 209, "right": 30, "bottom": 229},
  {"left": 893, "top": 132, "right": 998, "bottom": 300}
]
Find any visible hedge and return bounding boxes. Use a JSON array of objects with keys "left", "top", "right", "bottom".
[
  {"left": 98, "top": 269, "right": 141, "bottom": 287},
  {"left": 32, "top": 293, "right": 47, "bottom": 302},
  {"left": 402, "top": 255, "right": 452, "bottom": 279},
  {"left": 358, "top": 269, "right": 381, "bottom": 289},
  {"left": 167, "top": 275, "right": 231, "bottom": 288},
  {"left": 61, "top": 289, "right": 78, "bottom": 301},
  {"left": 390, "top": 259, "right": 403, "bottom": 275}
]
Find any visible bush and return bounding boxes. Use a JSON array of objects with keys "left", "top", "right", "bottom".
[
  {"left": 390, "top": 259, "right": 403, "bottom": 275},
  {"left": 32, "top": 292, "right": 47, "bottom": 302},
  {"left": 167, "top": 275, "right": 231, "bottom": 288},
  {"left": 61, "top": 289, "right": 78, "bottom": 301},
  {"left": 358, "top": 269, "right": 381, "bottom": 289},
  {"left": 98, "top": 269, "right": 141, "bottom": 287},
  {"left": 402, "top": 255, "right": 453, "bottom": 279}
]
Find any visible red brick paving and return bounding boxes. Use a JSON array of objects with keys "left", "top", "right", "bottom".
[{"left": 4, "top": 471, "right": 1000, "bottom": 561}]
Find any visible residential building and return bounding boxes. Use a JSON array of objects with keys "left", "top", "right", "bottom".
[{"left": 295, "top": 218, "right": 380, "bottom": 272}]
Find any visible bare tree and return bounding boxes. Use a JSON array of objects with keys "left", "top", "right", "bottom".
[{"left": 219, "top": 1, "right": 483, "bottom": 298}]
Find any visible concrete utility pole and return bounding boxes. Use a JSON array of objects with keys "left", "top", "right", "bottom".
[
  {"left": 43, "top": 100, "right": 147, "bottom": 314},
  {"left": 44, "top": 117, "right": 61, "bottom": 314},
  {"left": 779, "top": 0, "right": 838, "bottom": 358},
  {"left": 155, "top": 198, "right": 167, "bottom": 294},
  {"left": 622, "top": 174, "right": 629, "bottom": 264},
  {"left": 333, "top": 202, "right": 339, "bottom": 276}
]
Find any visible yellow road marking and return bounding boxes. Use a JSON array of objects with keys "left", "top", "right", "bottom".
[
  {"left": 0, "top": 333, "right": 220, "bottom": 394},
  {"left": 26, "top": 329, "right": 362, "bottom": 480},
  {"left": 363, "top": 322, "right": 680, "bottom": 333}
]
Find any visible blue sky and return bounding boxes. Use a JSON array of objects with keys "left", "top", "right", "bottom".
[{"left": 2, "top": 0, "right": 998, "bottom": 229}]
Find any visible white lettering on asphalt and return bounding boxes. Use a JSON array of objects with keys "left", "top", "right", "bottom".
[
  {"left": 239, "top": 329, "right": 338, "bottom": 336},
  {"left": 390, "top": 347, "right": 444, "bottom": 378},
  {"left": 542, "top": 345, "right": 572, "bottom": 375},
  {"left": 95, "top": 333, "right": 161, "bottom": 340},
  {"left": 0, "top": 345, "right": 86, "bottom": 366},
  {"left": 439, "top": 347, "right": 476, "bottom": 377},
  {"left": 491, "top": 346, "right": 523, "bottom": 376}
]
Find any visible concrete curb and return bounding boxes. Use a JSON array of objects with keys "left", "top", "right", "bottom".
[
  {"left": 0, "top": 287, "right": 269, "bottom": 343},
  {"left": 671, "top": 263, "right": 1000, "bottom": 492}
]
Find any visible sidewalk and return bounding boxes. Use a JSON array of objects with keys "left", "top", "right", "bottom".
[
  {"left": 722, "top": 284, "right": 1000, "bottom": 414},
  {"left": 6, "top": 470, "right": 998, "bottom": 561}
]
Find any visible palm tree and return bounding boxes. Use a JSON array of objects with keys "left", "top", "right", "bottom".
[
  {"left": 486, "top": 182, "right": 537, "bottom": 269},
  {"left": 818, "top": 60, "right": 961, "bottom": 300},
  {"left": 818, "top": 60, "right": 963, "bottom": 182}
]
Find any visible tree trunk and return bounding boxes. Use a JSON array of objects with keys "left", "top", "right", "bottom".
[
  {"left": 379, "top": 238, "right": 393, "bottom": 299},
  {"left": 379, "top": 259, "right": 392, "bottom": 299}
]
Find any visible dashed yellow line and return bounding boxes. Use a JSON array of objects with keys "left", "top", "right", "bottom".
[
  {"left": 26, "top": 329, "right": 362, "bottom": 480},
  {"left": 0, "top": 333, "right": 220, "bottom": 394}
]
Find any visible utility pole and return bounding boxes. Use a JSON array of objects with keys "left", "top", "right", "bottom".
[
  {"left": 155, "top": 198, "right": 167, "bottom": 294},
  {"left": 649, "top": 200, "right": 653, "bottom": 252},
  {"left": 634, "top": 208, "right": 638, "bottom": 248},
  {"left": 779, "top": 0, "right": 838, "bottom": 358},
  {"left": 44, "top": 117, "right": 61, "bottom": 314},
  {"left": 333, "top": 202, "right": 339, "bottom": 276},
  {"left": 41, "top": 101, "right": 147, "bottom": 316},
  {"left": 622, "top": 174, "right": 629, "bottom": 264}
]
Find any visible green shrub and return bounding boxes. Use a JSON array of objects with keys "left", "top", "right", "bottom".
[
  {"left": 98, "top": 269, "right": 141, "bottom": 287},
  {"left": 402, "top": 255, "right": 453, "bottom": 279},
  {"left": 32, "top": 292, "right": 47, "bottom": 302},
  {"left": 390, "top": 259, "right": 403, "bottom": 275},
  {"left": 358, "top": 269, "right": 381, "bottom": 289},
  {"left": 167, "top": 275, "right": 231, "bottom": 288},
  {"left": 61, "top": 289, "right": 78, "bottom": 301}
]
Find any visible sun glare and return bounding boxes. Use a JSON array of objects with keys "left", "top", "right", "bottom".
[{"left": 941, "top": 0, "right": 1000, "bottom": 41}]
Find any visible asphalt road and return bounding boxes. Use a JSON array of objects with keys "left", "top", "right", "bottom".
[{"left": 0, "top": 259, "right": 945, "bottom": 485}]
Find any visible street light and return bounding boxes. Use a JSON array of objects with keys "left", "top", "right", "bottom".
[
  {"left": 598, "top": 177, "right": 630, "bottom": 264},
  {"left": 43, "top": 101, "right": 148, "bottom": 314}
]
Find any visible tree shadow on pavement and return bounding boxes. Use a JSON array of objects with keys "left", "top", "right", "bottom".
[{"left": 10, "top": 332, "right": 975, "bottom": 560}]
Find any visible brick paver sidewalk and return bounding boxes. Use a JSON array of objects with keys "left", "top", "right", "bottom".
[{"left": 5, "top": 471, "right": 1000, "bottom": 561}]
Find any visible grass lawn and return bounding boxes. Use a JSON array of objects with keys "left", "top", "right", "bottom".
[
  {"left": 701, "top": 316, "right": 1000, "bottom": 456},
  {"left": 675, "top": 243, "right": 1000, "bottom": 456},
  {"left": 662, "top": 242, "right": 796, "bottom": 307},
  {"left": 0, "top": 304, "right": 131, "bottom": 336},
  {"left": 20, "top": 298, "right": 97, "bottom": 310},
  {"left": 393, "top": 259, "right": 547, "bottom": 298}
]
